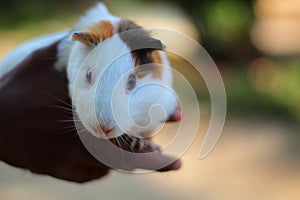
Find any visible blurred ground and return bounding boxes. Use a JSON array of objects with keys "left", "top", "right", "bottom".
[{"left": 1, "top": 116, "right": 300, "bottom": 200}]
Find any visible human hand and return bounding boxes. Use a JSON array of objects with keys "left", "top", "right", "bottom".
[{"left": 0, "top": 41, "right": 181, "bottom": 183}]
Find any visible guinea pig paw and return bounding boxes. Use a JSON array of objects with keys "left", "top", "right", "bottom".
[
  {"left": 113, "top": 135, "right": 162, "bottom": 153},
  {"left": 128, "top": 136, "right": 161, "bottom": 153},
  {"left": 143, "top": 139, "right": 161, "bottom": 153}
]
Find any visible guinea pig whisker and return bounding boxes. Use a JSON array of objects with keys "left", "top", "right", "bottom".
[
  {"left": 59, "top": 126, "right": 79, "bottom": 136},
  {"left": 111, "top": 138, "right": 119, "bottom": 149},
  {"left": 119, "top": 137, "right": 131, "bottom": 152},
  {"left": 73, "top": 113, "right": 80, "bottom": 120},
  {"left": 118, "top": 138, "right": 130, "bottom": 162},
  {"left": 74, "top": 126, "right": 90, "bottom": 136},
  {"left": 60, "top": 122, "right": 78, "bottom": 129},
  {"left": 127, "top": 136, "right": 143, "bottom": 150},
  {"left": 62, "top": 127, "right": 77, "bottom": 134},
  {"left": 57, "top": 119, "right": 89, "bottom": 137},
  {"left": 124, "top": 138, "right": 132, "bottom": 152},
  {"left": 51, "top": 105, "right": 75, "bottom": 112},
  {"left": 49, "top": 105, "right": 73, "bottom": 115},
  {"left": 43, "top": 91, "right": 73, "bottom": 107},
  {"left": 115, "top": 138, "right": 122, "bottom": 150},
  {"left": 58, "top": 119, "right": 82, "bottom": 123},
  {"left": 113, "top": 138, "right": 127, "bottom": 158},
  {"left": 60, "top": 125, "right": 76, "bottom": 131},
  {"left": 122, "top": 135, "right": 135, "bottom": 152}
]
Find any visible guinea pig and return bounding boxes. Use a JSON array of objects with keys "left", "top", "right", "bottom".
[
  {"left": 0, "top": 3, "right": 179, "bottom": 141},
  {"left": 56, "top": 3, "right": 179, "bottom": 139}
]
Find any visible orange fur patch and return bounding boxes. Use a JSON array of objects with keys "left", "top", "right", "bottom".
[
  {"left": 72, "top": 20, "right": 115, "bottom": 46},
  {"left": 134, "top": 50, "right": 163, "bottom": 80},
  {"left": 152, "top": 50, "right": 163, "bottom": 64},
  {"left": 88, "top": 20, "right": 115, "bottom": 41},
  {"left": 149, "top": 50, "right": 163, "bottom": 79},
  {"left": 117, "top": 19, "right": 164, "bottom": 80}
]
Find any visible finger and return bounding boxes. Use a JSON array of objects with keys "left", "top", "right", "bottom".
[
  {"left": 156, "top": 159, "right": 181, "bottom": 172},
  {"left": 77, "top": 135, "right": 182, "bottom": 172},
  {"left": 111, "top": 136, "right": 182, "bottom": 171},
  {"left": 49, "top": 165, "right": 110, "bottom": 183},
  {"left": 75, "top": 146, "right": 112, "bottom": 169},
  {"left": 71, "top": 166, "right": 111, "bottom": 183},
  {"left": 131, "top": 139, "right": 182, "bottom": 171},
  {"left": 129, "top": 151, "right": 182, "bottom": 172}
]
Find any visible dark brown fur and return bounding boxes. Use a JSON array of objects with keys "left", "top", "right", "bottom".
[{"left": 117, "top": 19, "right": 164, "bottom": 79}]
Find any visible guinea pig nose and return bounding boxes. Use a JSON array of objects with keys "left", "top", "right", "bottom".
[
  {"left": 100, "top": 125, "right": 113, "bottom": 134},
  {"left": 166, "top": 108, "right": 182, "bottom": 122}
]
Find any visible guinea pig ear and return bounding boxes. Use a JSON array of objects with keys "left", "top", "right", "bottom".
[
  {"left": 72, "top": 32, "right": 98, "bottom": 47},
  {"left": 146, "top": 38, "right": 166, "bottom": 51}
]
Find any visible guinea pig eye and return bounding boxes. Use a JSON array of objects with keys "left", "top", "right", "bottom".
[
  {"left": 86, "top": 68, "right": 93, "bottom": 85},
  {"left": 127, "top": 74, "right": 136, "bottom": 91}
]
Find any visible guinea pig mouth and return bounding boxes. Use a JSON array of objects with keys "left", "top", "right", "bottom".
[
  {"left": 89, "top": 124, "right": 114, "bottom": 139},
  {"left": 105, "top": 131, "right": 118, "bottom": 138},
  {"left": 100, "top": 126, "right": 113, "bottom": 134},
  {"left": 90, "top": 125, "right": 124, "bottom": 139}
]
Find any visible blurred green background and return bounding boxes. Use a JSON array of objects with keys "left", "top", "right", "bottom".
[
  {"left": 1, "top": 0, "right": 300, "bottom": 121},
  {"left": 1, "top": 0, "right": 300, "bottom": 200}
]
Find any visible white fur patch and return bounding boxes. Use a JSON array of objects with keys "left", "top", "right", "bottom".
[
  {"left": 55, "top": 3, "right": 121, "bottom": 71},
  {"left": 70, "top": 35, "right": 177, "bottom": 138},
  {"left": 70, "top": 34, "right": 134, "bottom": 138},
  {"left": 0, "top": 31, "right": 68, "bottom": 79}
]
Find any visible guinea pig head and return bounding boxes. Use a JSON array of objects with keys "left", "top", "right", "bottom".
[{"left": 70, "top": 20, "right": 178, "bottom": 139}]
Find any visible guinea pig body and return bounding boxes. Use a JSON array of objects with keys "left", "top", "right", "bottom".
[
  {"left": 62, "top": 3, "right": 178, "bottom": 139},
  {"left": 0, "top": 32, "right": 68, "bottom": 80},
  {"left": 0, "top": 3, "right": 178, "bottom": 139}
]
